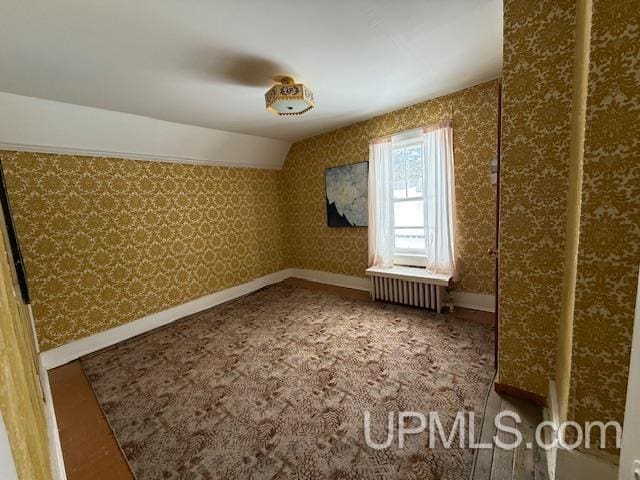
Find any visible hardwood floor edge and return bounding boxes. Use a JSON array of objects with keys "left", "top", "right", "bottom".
[{"left": 76, "top": 361, "right": 137, "bottom": 479}]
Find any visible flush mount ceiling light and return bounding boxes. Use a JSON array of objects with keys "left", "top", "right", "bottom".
[{"left": 265, "top": 76, "right": 315, "bottom": 116}]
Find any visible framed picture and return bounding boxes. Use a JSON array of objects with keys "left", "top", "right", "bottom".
[{"left": 325, "top": 161, "right": 368, "bottom": 227}]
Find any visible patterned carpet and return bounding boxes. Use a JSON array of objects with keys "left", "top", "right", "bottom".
[{"left": 82, "top": 283, "right": 494, "bottom": 480}]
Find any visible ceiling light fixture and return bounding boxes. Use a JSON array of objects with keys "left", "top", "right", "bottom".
[{"left": 265, "top": 76, "right": 314, "bottom": 116}]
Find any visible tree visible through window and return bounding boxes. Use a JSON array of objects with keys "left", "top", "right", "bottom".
[{"left": 392, "top": 140, "right": 425, "bottom": 254}]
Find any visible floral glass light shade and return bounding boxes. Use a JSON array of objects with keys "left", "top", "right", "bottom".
[{"left": 265, "top": 76, "right": 315, "bottom": 115}]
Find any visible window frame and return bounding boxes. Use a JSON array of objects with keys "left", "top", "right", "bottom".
[{"left": 391, "top": 137, "right": 427, "bottom": 267}]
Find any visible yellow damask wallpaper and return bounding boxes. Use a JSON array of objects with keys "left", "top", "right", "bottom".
[
  {"left": 1, "top": 82, "right": 497, "bottom": 352},
  {"left": 1, "top": 151, "right": 286, "bottom": 350},
  {"left": 570, "top": 0, "right": 639, "bottom": 449},
  {"left": 499, "top": 0, "right": 577, "bottom": 396},
  {"left": 0, "top": 211, "right": 52, "bottom": 480},
  {"left": 282, "top": 80, "right": 499, "bottom": 295},
  {"left": 500, "top": 0, "right": 639, "bottom": 453}
]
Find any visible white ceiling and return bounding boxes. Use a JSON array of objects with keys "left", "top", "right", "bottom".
[{"left": 0, "top": 1, "right": 502, "bottom": 142}]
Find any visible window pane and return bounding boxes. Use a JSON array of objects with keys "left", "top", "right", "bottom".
[
  {"left": 394, "top": 200, "right": 423, "bottom": 227},
  {"left": 406, "top": 146, "right": 423, "bottom": 177},
  {"left": 393, "top": 180, "right": 407, "bottom": 199},
  {"left": 395, "top": 228, "right": 426, "bottom": 250},
  {"left": 392, "top": 142, "right": 423, "bottom": 201},
  {"left": 392, "top": 150, "right": 405, "bottom": 181},
  {"left": 407, "top": 176, "right": 422, "bottom": 198},
  {"left": 406, "top": 144, "right": 423, "bottom": 198}
]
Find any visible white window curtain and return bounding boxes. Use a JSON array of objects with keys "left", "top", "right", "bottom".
[
  {"left": 368, "top": 120, "right": 457, "bottom": 279},
  {"left": 422, "top": 120, "right": 457, "bottom": 279},
  {"left": 368, "top": 138, "right": 394, "bottom": 268}
]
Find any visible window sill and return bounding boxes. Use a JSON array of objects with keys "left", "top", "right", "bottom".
[
  {"left": 394, "top": 253, "right": 426, "bottom": 268},
  {"left": 365, "top": 265, "right": 451, "bottom": 286}
]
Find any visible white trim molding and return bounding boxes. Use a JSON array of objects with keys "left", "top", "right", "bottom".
[
  {"left": 451, "top": 291, "right": 495, "bottom": 313},
  {"left": 366, "top": 265, "right": 451, "bottom": 286},
  {"left": 0, "top": 91, "right": 291, "bottom": 170},
  {"left": 40, "top": 268, "right": 495, "bottom": 370},
  {"left": 0, "top": 142, "right": 284, "bottom": 170},
  {"left": 291, "top": 269, "right": 495, "bottom": 313},
  {"left": 24, "top": 305, "right": 66, "bottom": 480},
  {"left": 545, "top": 381, "right": 560, "bottom": 478},
  {"left": 546, "top": 380, "right": 619, "bottom": 480},
  {"left": 289, "top": 268, "right": 371, "bottom": 291},
  {"left": 39, "top": 358, "right": 67, "bottom": 480},
  {"left": 40, "top": 269, "right": 292, "bottom": 369},
  {"left": 619, "top": 269, "right": 640, "bottom": 480}
]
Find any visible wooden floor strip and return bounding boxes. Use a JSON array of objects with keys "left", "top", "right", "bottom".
[
  {"left": 48, "top": 361, "right": 135, "bottom": 480},
  {"left": 471, "top": 389, "right": 548, "bottom": 480},
  {"left": 490, "top": 396, "right": 516, "bottom": 480},
  {"left": 472, "top": 382, "right": 502, "bottom": 480}
]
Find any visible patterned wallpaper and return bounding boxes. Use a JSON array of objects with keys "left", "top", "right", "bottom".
[
  {"left": 0, "top": 214, "right": 52, "bottom": 480},
  {"left": 501, "top": 0, "right": 639, "bottom": 453},
  {"left": 1, "top": 152, "right": 286, "bottom": 350},
  {"left": 1, "top": 83, "right": 497, "bottom": 352},
  {"left": 282, "top": 80, "right": 499, "bottom": 295},
  {"left": 570, "top": 0, "right": 639, "bottom": 449},
  {"left": 499, "top": 0, "right": 577, "bottom": 396}
]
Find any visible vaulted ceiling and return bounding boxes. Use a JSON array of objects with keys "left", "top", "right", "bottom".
[{"left": 0, "top": 0, "right": 502, "bottom": 141}]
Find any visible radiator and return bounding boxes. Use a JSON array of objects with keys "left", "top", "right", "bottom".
[{"left": 366, "top": 269, "right": 449, "bottom": 312}]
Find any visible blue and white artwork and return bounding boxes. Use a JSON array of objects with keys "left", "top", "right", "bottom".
[{"left": 325, "top": 161, "right": 368, "bottom": 227}]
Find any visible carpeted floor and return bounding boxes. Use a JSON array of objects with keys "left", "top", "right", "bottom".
[{"left": 82, "top": 283, "right": 494, "bottom": 480}]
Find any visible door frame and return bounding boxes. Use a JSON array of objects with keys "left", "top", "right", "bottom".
[{"left": 494, "top": 81, "right": 502, "bottom": 370}]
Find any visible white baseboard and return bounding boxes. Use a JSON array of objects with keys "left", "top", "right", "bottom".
[
  {"left": 289, "top": 268, "right": 371, "bottom": 292},
  {"left": 22, "top": 304, "right": 67, "bottom": 480},
  {"left": 41, "top": 267, "right": 495, "bottom": 370},
  {"left": 289, "top": 269, "right": 496, "bottom": 313},
  {"left": 545, "top": 381, "right": 560, "bottom": 479},
  {"left": 451, "top": 291, "right": 495, "bottom": 313},
  {"left": 38, "top": 357, "right": 67, "bottom": 480},
  {"left": 40, "top": 269, "right": 292, "bottom": 369},
  {"left": 546, "top": 380, "right": 618, "bottom": 480},
  {"left": 35, "top": 267, "right": 497, "bottom": 480}
]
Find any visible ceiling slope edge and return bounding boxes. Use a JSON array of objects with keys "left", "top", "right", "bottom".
[{"left": 0, "top": 91, "right": 292, "bottom": 170}]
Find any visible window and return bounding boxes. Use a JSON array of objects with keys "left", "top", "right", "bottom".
[
  {"left": 392, "top": 139, "right": 427, "bottom": 266},
  {"left": 369, "top": 121, "right": 456, "bottom": 275}
]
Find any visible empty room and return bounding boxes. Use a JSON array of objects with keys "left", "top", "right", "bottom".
[{"left": 0, "top": 1, "right": 638, "bottom": 480}]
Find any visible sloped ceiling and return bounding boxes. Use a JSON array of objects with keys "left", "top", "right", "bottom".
[{"left": 0, "top": 0, "right": 502, "bottom": 142}]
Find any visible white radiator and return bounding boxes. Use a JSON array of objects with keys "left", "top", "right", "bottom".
[{"left": 366, "top": 267, "right": 451, "bottom": 312}]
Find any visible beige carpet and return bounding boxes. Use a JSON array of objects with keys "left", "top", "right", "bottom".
[{"left": 82, "top": 283, "right": 494, "bottom": 479}]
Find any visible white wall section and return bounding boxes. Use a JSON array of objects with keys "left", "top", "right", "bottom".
[
  {"left": 0, "top": 92, "right": 291, "bottom": 169},
  {"left": 0, "top": 1, "right": 502, "bottom": 141},
  {"left": 619, "top": 271, "right": 640, "bottom": 480},
  {"left": 0, "top": 413, "right": 18, "bottom": 480}
]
